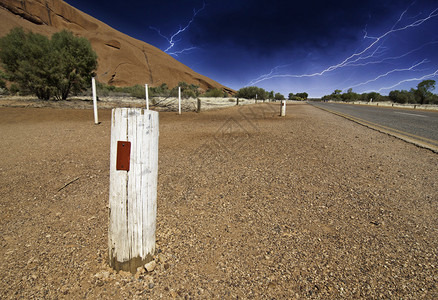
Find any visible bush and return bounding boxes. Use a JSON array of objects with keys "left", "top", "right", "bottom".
[
  {"left": 9, "top": 83, "right": 19, "bottom": 95},
  {"left": 149, "top": 83, "right": 170, "bottom": 97},
  {"left": 128, "top": 84, "right": 146, "bottom": 99},
  {"left": 203, "top": 88, "right": 223, "bottom": 97},
  {"left": 0, "top": 69, "right": 6, "bottom": 89},
  {"left": 0, "top": 27, "right": 97, "bottom": 100},
  {"left": 170, "top": 82, "right": 199, "bottom": 99}
]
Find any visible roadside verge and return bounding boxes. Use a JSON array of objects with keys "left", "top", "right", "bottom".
[{"left": 312, "top": 104, "right": 438, "bottom": 153}]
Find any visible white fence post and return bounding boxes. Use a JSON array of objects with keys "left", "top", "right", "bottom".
[
  {"left": 108, "top": 108, "right": 159, "bottom": 273},
  {"left": 178, "top": 86, "right": 181, "bottom": 114},
  {"left": 92, "top": 77, "right": 99, "bottom": 124},
  {"left": 145, "top": 84, "right": 149, "bottom": 110},
  {"left": 280, "top": 100, "right": 286, "bottom": 116}
]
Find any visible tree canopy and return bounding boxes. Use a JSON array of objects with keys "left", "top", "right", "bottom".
[
  {"left": 274, "top": 92, "right": 285, "bottom": 100},
  {"left": 0, "top": 27, "right": 97, "bottom": 100},
  {"left": 416, "top": 80, "right": 436, "bottom": 104},
  {"left": 236, "top": 86, "right": 268, "bottom": 100},
  {"left": 289, "top": 92, "right": 308, "bottom": 100}
]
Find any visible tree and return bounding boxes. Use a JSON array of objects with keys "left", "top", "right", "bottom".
[
  {"left": 416, "top": 80, "right": 435, "bottom": 104},
  {"left": 288, "top": 93, "right": 294, "bottom": 100},
  {"left": 341, "top": 88, "right": 359, "bottom": 102},
  {"left": 274, "top": 92, "right": 285, "bottom": 100},
  {"left": 236, "top": 86, "right": 268, "bottom": 100},
  {"left": 0, "top": 28, "right": 52, "bottom": 99},
  {"left": 50, "top": 30, "right": 98, "bottom": 100},
  {"left": 388, "top": 90, "right": 416, "bottom": 104},
  {"left": 295, "top": 92, "right": 308, "bottom": 100},
  {"left": 367, "top": 92, "right": 381, "bottom": 102},
  {"left": 0, "top": 27, "right": 97, "bottom": 100},
  {"left": 329, "top": 89, "right": 342, "bottom": 100},
  {"left": 269, "top": 90, "right": 274, "bottom": 100}
]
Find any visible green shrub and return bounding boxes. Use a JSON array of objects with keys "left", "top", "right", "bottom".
[
  {"left": 203, "top": 88, "right": 223, "bottom": 97},
  {"left": 0, "top": 27, "right": 97, "bottom": 100},
  {"left": 128, "top": 84, "right": 145, "bottom": 99},
  {"left": 9, "top": 83, "right": 19, "bottom": 95},
  {"left": 0, "top": 69, "right": 6, "bottom": 90}
]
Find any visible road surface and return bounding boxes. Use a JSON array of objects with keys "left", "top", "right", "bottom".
[{"left": 309, "top": 102, "right": 438, "bottom": 152}]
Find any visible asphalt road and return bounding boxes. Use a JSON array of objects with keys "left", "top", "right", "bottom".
[{"left": 309, "top": 102, "right": 438, "bottom": 152}]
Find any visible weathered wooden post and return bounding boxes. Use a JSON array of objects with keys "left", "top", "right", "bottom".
[
  {"left": 145, "top": 84, "right": 149, "bottom": 110},
  {"left": 108, "top": 108, "right": 159, "bottom": 273},
  {"left": 197, "top": 98, "right": 201, "bottom": 113},
  {"left": 178, "top": 87, "right": 181, "bottom": 115},
  {"left": 236, "top": 98, "right": 239, "bottom": 106},
  {"left": 92, "top": 77, "right": 99, "bottom": 124},
  {"left": 280, "top": 100, "right": 286, "bottom": 116}
]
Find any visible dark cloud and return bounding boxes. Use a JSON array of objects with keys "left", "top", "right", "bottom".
[{"left": 190, "top": 0, "right": 412, "bottom": 54}]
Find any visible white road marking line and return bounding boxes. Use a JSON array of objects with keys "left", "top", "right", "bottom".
[{"left": 394, "top": 112, "right": 428, "bottom": 118}]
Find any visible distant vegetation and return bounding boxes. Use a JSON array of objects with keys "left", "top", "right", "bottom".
[
  {"left": 0, "top": 27, "right": 97, "bottom": 100},
  {"left": 236, "top": 86, "right": 282, "bottom": 100},
  {"left": 288, "top": 92, "right": 308, "bottom": 100},
  {"left": 321, "top": 80, "right": 437, "bottom": 104}
]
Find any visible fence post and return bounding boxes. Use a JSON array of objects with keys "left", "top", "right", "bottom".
[
  {"left": 236, "top": 98, "right": 239, "bottom": 106},
  {"left": 280, "top": 100, "right": 286, "bottom": 116},
  {"left": 178, "top": 87, "right": 181, "bottom": 114},
  {"left": 108, "top": 108, "right": 159, "bottom": 273},
  {"left": 92, "top": 77, "right": 99, "bottom": 124},
  {"left": 197, "top": 98, "right": 201, "bottom": 113}
]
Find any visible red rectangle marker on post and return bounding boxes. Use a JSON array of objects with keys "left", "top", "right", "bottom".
[{"left": 116, "top": 141, "right": 131, "bottom": 171}]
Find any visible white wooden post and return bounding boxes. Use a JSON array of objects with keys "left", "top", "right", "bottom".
[
  {"left": 92, "top": 77, "right": 99, "bottom": 124},
  {"left": 178, "top": 86, "right": 181, "bottom": 114},
  {"left": 280, "top": 100, "right": 286, "bottom": 116},
  {"left": 145, "top": 84, "right": 149, "bottom": 110},
  {"left": 108, "top": 108, "right": 159, "bottom": 273}
]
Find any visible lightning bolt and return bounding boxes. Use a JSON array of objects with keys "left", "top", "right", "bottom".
[
  {"left": 150, "top": 2, "right": 205, "bottom": 55},
  {"left": 374, "top": 69, "right": 438, "bottom": 93},
  {"left": 248, "top": 5, "right": 438, "bottom": 88},
  {"left": 343, "top": 41, "right": 438, "bottom": 67},
  {"left": 343, "top": 59, "right": 428, "bottom": 91},
  {"left": 248, "top": 64, "right": 292, "bottom": 86},
  {"left": 167, "top": 47, "right": 198, "bottom": 57}
]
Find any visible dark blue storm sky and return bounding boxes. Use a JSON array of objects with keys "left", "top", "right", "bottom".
[{"left": 64, "top": 0, "right": 438, "bottom": 97}]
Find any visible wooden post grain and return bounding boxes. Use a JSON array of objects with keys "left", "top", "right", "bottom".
[{"left": 108, "top": 108, "right": 159, "bottom": 273}]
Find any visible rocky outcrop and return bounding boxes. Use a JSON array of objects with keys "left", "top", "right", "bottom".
[{"left": 0, "top": 0, "right": 234, "bottom": 94}]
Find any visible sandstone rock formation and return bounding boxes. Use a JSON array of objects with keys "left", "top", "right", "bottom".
[{"left": 0, "top": 0, "right": 234, "bottom": 94}]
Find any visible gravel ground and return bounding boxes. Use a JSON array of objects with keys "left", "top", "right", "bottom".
[{"left": 0, "top": 102, "right": 437, "bottom": 299}]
